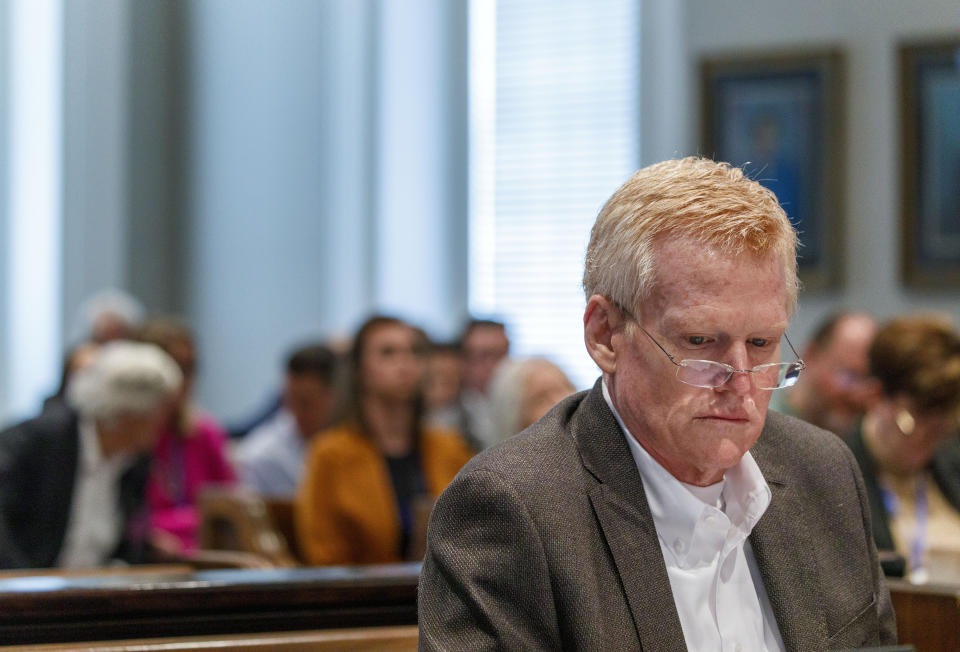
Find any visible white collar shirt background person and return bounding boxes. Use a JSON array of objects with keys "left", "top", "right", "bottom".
[
  {"left": 57, "top": 418, "right": 133, "bottom": 568},
  {"left": 604, "top": 380, "right": 786, "bottom": 652}
]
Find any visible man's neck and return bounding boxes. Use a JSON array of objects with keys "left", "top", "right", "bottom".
[
  {"left": 601, "top": 377, "right": 726, "bottom": 486},
  {"left": 92, "top": 420, "right": 129, "bottom": 460}
]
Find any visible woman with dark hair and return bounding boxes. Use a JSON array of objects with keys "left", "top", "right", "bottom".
[
  {"left": 844, "top": 314, "right": 960, "bottom": 583},
  {"left": 295, "top": 316, "right": 473, "bottom": 565},
  {"left": 139, "top": 316, "right": 237, "bottom": 554}
]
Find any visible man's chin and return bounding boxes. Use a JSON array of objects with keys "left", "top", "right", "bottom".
[{"left": 695, "top": 422, "right": 763, "bottom": 457}]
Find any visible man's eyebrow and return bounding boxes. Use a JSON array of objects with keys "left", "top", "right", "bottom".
[{"left": 658, "top": 319, "right": 790, "bottom": 336}]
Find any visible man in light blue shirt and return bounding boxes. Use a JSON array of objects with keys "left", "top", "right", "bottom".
[{"left": 236, "top": 344, "right": 337, "bottom": 497}]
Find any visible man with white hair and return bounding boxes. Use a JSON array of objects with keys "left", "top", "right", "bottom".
[
  {"left": 0, "top": 341, "right": 181, "bottom": 569},
  {"left": 419, "top": 158, "right": 896, "bottom": 649}
]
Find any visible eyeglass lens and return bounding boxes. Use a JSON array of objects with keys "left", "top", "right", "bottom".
[{"left": 676, "top": 360, "right": 802, "bottom": 390}]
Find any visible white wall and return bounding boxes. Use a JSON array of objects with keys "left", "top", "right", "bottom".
[
  {"left": 374, "top": 0, "right": 469, "bottom": 334},
  {"left": 185, "top": 0, "right": 469, "bottom": 421},
  {"left": 61, "top": 0, "right": 129, "bottom": 340},
  {"left": 185, "top": 0, "right": 351, "bottom": 421},
  {"left": 3, "top": 0, "right": 64, "bottom": 421},
  {"left": 682, "top": 0, "right": 960, "bottom": 343},
  {"left": 0, "top": 0, "right": 10, "bottom": 418}
]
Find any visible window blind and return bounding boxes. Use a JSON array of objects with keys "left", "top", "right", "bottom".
[{"left": 469, "top": 0, "right": 640, "bottom": 388}]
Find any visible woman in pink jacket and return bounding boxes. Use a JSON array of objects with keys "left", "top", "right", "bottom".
[{"left": 140, "top": 317, "right": 236, "bottom": 553}]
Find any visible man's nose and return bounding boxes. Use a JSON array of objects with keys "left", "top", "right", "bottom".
[
  {"left": 721, "top": 345, "right": 754, "bottom": 394},
  {"left": 724, "top": 368, "right": 755, "bottom": 395}
]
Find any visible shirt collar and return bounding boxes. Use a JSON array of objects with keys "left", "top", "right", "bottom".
[
  {"left": 79, "top": 417, "right": 133, "bottom": 474},
  {"left": 601, "top": 379, "right": 772, "bottom": 554}
]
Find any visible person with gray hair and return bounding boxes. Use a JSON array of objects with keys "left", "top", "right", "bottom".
[
  {"left": 486, "top": 357, "right": 575, "bottom": 447},
  {"left": 73, "top": 288, "right": 146, "bottom": 344},
  {"left": 0, "top": 341, "right": 181, "bottom": 569},
  {"left": 419, "top": 157, "right": 895, "bottom": 649}
]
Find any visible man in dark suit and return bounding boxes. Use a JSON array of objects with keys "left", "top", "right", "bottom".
[
  {"left": 419, "top": 158, "right": 896, "bottom": 650},
  {"left": 0, "top": 341, "right": 181, "bottom": 569}
]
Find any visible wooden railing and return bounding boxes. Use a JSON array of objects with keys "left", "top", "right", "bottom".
[
  {"left": 0, "top": 564, "right": 956, "bottom": 649},
  {"left": 889, "top": 579, "right": 960, "bottom": 652},
  {"left": 0, "top": 563, "right": 420, "bottom": 646}
]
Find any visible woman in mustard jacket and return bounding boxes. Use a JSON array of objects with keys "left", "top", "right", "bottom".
[{"left": 295, "top": 316, "right": 474, "bottom": 565}]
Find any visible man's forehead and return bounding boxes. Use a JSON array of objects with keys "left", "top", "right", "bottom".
[
  {"left": 642, "top": 243, "right": 791, "bottom": 330},
  {"left": 658, "top": 309, "right": 790, "bottom": 335},
  {"left": 465, "top": 327, "right": 508, "bottom": 347}
]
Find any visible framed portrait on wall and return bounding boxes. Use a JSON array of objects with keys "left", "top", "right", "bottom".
[
  {"left": 701, "top": 50, "right": 844, "bottom": 290},
  {"left": 900, "top": 39, "right": 960, "bottom": 288}
]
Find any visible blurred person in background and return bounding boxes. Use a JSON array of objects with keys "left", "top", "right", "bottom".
[
  {"left": 487, "top": 357, "right": 576, "bottom": 446},
  {"left": 235, "top": 343, "right": 338, "bottom": 497},
  {"left": 296, "top": 316, "right": 473, "bottom": 565},
  {"left": 844, "top": 315, "right": 960, "bottom": 583},
  {"left": 41, "top": 342, "right": 100, "bottom": 415},
  {"left": 459, "top": 319, "right": 510, "bottom": 448},
  {"left": 139, "top": 316, "right": 237, "bottom": 554},
  {"left": 772, "top": 310, "right": 876, "bottom": 434},
  {"left": 0, "top": 342, "right": 181, "bottom": 569},
  {"left": 226, "top": 333, "right": 353, "bottom": 441},
  {"left": 75, "top": 288, "right": 146, "bottom": 344},
  {"left": 424, "top": 340, "right": 483, "bottom": 452}
]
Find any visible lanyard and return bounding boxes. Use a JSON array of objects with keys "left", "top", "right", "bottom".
[{"left": 879, "top": 474, "right": 928, "bottom": 573}]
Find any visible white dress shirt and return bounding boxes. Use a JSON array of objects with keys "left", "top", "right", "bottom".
[
  {"left": 235, "top": 409, "right": 307, "bottom": 497},
  {"left": 57, "top": 419, "right": 132, "bottom": 569},
  {"left": 603, "top": 381, "right": 785, "bottom": 652}
]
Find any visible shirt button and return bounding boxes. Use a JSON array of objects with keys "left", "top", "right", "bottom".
[
  {"left": 734, "top": 643, "right": 742, "bottom": 652},
  {"left": 672, "top": 538, "right": 687, "bottom": 554}
]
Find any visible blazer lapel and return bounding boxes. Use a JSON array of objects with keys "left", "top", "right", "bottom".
[
  {"left": 574, "top": 382, "right": 687, "bottom": 651},
  {"left": 750, "top": 428, "right": 829, "bottom": 650},
  {"left": 50, "top": 411, "right": 81, "bottom": 559}
]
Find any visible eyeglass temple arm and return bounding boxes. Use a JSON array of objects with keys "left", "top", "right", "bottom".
[
  {"left": 637, "top": 326, "right": 682, "bottom": 367},
  {"left": 641, "top": 324, "right": 804, "bottom": 370},
  {"left": 783, "top": 333, "right": 805, "bottom": 369},
  {"left": 623, "top": 297, "right": 803, "bottom": 371}
]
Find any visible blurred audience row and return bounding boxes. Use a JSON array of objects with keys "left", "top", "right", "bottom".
[
  {"left": 0, "top": 291, "right": 575, "bottom": 571},
  {"left": 1, "top": 289, "right": 959, "bottom": 584},
  {"left": 776, "top": 310, "right": 960, "bottom": 583}
]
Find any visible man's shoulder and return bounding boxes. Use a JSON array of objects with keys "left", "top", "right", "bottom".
[
  {"left": 762, "top": 409, "right": 848, "bottom": 449},
  {"left": 453, "top": 388, "right": 594, "bottom": 490},
  {"left": 237, "top": 411, "right": 298, "bottom": 457},
  {"left": 0, "top": 406, "right": 78, "bottom": 490},
  {"left": 0, "top": 403, "right": 77, "bottom": 450},
  {"left": 754, "top": 409, "right": 858, "bottom": 481}
]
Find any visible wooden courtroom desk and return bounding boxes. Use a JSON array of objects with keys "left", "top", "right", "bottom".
[
  {"left": 888, "top": 578, "right": 960, "bottom": 652},
  {"left": 0, "top": 563, "right": 420, "bottom": 646}
]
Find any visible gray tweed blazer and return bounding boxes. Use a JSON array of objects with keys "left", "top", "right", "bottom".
[{"left": 418, "top": 381, "right": 896, "bottom": 651}]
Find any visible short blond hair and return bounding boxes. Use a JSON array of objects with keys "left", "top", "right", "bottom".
[{"left": 583, "top": 157, "right": 799, "bottom": 315}]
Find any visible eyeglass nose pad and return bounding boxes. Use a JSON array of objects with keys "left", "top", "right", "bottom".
[{"left": 723, "top": 368, "right": 754, "bottom": 393}]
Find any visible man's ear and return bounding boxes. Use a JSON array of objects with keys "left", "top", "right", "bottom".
[{"left": 584, "top": 295, "right": 624, "bottom": 374}]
